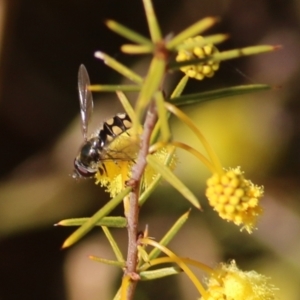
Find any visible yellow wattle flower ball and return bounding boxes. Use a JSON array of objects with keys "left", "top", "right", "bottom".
[
  {"left": 176, "top": 35, "right": 220, "bottom": 80},
  {"left": 200, "top": 261, "right": 278, "bottom": 300},
  {"left": 205, "top": 167, "right": 264, "bottom": 233},
  {"left": 94, "top": 130, "right": 139, "bottom": 198},
  {"left": 94, "top": 128, "right": 176, "bottom": 198}
]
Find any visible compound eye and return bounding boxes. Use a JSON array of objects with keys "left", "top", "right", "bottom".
[
  {"left": 73, "top": 158, "right": 96, "bottom": 178},
  {"left": 79, "top": 141, "right": 99, "bottom": 165}
]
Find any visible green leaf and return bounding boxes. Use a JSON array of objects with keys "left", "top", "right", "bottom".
[
  {"left": 150, "top": 75, "right": 189, "bottom": 144},
  {"left": 121, "top": 44, "right": 154, "bottom": 54},
  {"left": 89, "top": 84, "right": 141, "bottom": 92},
  {"left": 102, "top": 226, "right": 125, "bottom": 262},
  {"left": 138, "top": 245, "right": 150, "bottom": 264},
  {"left": 166, "top": 17, "right": 219, "bottom": 49},
  {"left": 143, "top": 0, "right": 162, "bottom": 43},
  {"left": 134, "top": 57, "right": 165, "bottom": 131},
  {"left": 116, "top": 91, "right": 137, "bottom": 123},
  {"left": 62, "top": 187, "right": 131, "bottom": 248},
  {"left": 139, "top": 146, "right": 176, "bottom": 206},
  {"left": 146, "top": 155, "right": 201, "bottom": 209},
  {"left": 139, "top": 267, "right": 182, "bottom": 280},
  {"left": 170, "top": 75, "right": 189, "bottom": 99},
  {"left": 89, "top": 256, "right": 125, "bottom": 268},
  {"left": 56, "top": 216, "right": 127, "bottom": 228},
  {"left": 171, "top": 84, "right": 271, "bottom": 106},
  {"left": 148, "top": 210, "right": 191, "bottom": 260},
  {"left": 212, "top": 45, "right": 280, "bottom": 61},
  {"left": 94, "top": 52, "right": 143, "bottom": 84},
  {"left": 154, "top": 91, "right": 170, "bottom": 143},
  {"left": 169, "top": 45, "right": 279, "bottom": 70},
  {"left": 106, "top": 20, "right": 152, "bottom": 45},
  {"left": 112, "top": 288, "right": 121, "bottom": 300}
]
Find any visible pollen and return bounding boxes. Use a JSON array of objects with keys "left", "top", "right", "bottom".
[
  {"left": 95, "top": 159, "right": 134, "bottom": 198},
  {"left": 94, "top": 129, "right": 139, "bottom": 198},
  {"left": 205, "top": 167, "right": 264, "bottom": 233},
  {"left": 176, "top": 35, "right": 220, "bottom": 80},
  {"left": 201, "top": 261, "right": 278, "bottom": 300},
  {"left": 94, "top": 129, "right": 176, "bottom": 198}
]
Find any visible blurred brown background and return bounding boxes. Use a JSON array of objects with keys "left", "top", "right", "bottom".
[{"left": 0, "top": 0, "right": 299, "bottom": 299}]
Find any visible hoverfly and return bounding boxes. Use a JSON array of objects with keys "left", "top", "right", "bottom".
[{"left": 72, "top": 65, "right": 133, "bottom": 179}]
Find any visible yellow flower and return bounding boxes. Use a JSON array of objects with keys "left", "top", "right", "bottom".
[
  {"left": 95, "top": 160, "right": 133, "bottom": 198},
  {"left": 205, "top": 167, "right": 263, "bottom": 233},
  {"left": 201, "top": 261, "right": 278, "bottom": 300},
  {"left": 176, "top": 35, "right": 220, "bottom": 80},
  {"left": 95, "top": 129, "right": 176, "bottom": 197}
]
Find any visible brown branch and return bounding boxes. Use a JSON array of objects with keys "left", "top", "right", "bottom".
[{"left": 125, "top": 101, "right": 158, "bottom": 300}]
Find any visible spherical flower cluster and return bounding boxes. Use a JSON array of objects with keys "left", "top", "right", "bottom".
[
  {"left": 200, "top": 261, "right": 278, "bottom": 300},
  {"left": 176, "top": 35, "right": 220, "bottom": 80},
  {"left": 205, "top": 167, "right": 264, "bottom": 233},
  {"left": 95, "top": 130, "right": 176, "bottom": 197}
]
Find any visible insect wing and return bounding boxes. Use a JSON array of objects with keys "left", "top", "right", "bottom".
[{"left": 78, "top": 64, "right": 94, "bottom": 140}]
